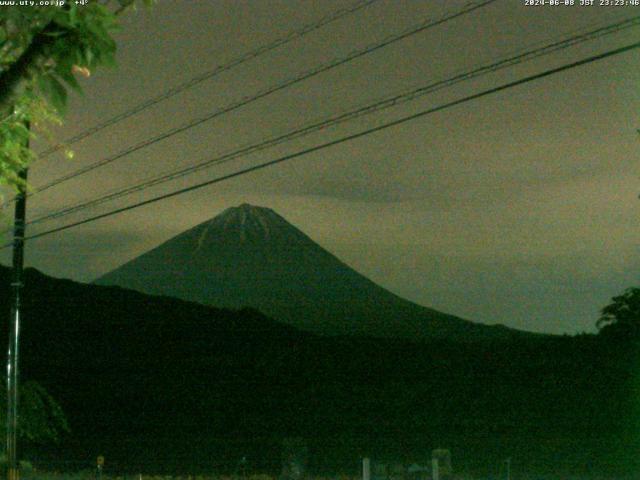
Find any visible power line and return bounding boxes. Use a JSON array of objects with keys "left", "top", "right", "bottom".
[
  {"left": 22, "top": 0, "right": 497, "bottom": 199},
  {"left": 21, "top": 14, "right": 640, "bottom": 228},
  {"left": 35, "top": 0, "right": 382, "bottom": 159},
  {"left": 11, "top": 40, "right": 639, "bottom": 247}
]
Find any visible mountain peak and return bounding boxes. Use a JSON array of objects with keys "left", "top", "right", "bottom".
[
  {"left": 208, "top": 203, "right": 287, "bottom": 242},
  {"left": 232, "top": 203, "right": 269, "bottom": 213},
  {"left": 217, "top": 203, "right": 277, "bottom": 219}
]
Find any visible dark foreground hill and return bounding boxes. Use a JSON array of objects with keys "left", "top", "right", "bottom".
[
  {"left": 96, "top": 204, "right": 525, "bottom": 342},
  {"left": 1, "top": 267, "right": 638, "bottom": 476}
]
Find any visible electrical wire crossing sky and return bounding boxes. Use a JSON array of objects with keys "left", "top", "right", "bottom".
[{"left": 2, "top": 0, "right": 638, "bottom": 335}]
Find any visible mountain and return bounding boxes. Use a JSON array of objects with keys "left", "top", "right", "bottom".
[
  {"left": 1, "top": 266, "right": 636, "bottom": 475},
  {"left": 95, "top": 204, "right": 523, "bottom": 341}
]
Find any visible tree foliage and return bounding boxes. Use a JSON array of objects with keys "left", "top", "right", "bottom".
[
  {"left": 0, "top": 379, "right": 69, "bottom": 444},
  {"left": 0, "top": 0, "right": 153, "bottom": 192},
  {"left": 597, "top": 287, "right": 640, "bottom": 338}
]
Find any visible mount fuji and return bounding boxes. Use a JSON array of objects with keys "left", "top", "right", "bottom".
[{"left": 95, "top": 204, "right": 526, "bottom": 341}]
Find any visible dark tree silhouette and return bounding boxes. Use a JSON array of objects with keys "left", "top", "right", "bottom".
[
  {"left": 597, "top": 287, "right": 640, "bottom": 337},
  {"left": 0, "top": 379, "right": 68, "bottom": 444}
]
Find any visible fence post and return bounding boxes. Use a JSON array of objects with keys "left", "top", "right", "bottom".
[
  {"left": 362, "top": 458, "right": 371, "bottom": 480},
  {"left": 432, "top": 458, "right": 439, "bottom": 480}
]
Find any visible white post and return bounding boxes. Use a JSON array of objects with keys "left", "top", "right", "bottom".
[
  {"left": 362, "top": 457, "right": 371, "bottom": 480},
  {"left": 432, "top": 457, "right": 439, "bottom": 480}
]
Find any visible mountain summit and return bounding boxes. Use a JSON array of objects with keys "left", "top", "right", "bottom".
[
  {"left": 206, "top": 203, "right": 286, "bottom": 242},
  {"left": 96, "top": 204, "right": 523, "bottom": 341}
]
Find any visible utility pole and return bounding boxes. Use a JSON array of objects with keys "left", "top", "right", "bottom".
[{"left": 6, "top": 125, "right": 28, "bottom": 480}]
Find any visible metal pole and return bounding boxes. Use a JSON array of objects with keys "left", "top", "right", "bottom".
[{"left": 6, "top": 138, "right": 28, "bottom": 480}]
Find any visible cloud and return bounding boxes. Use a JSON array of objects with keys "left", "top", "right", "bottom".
[{"left": 6, "top": 228, "right": 159, "bottom": 283}]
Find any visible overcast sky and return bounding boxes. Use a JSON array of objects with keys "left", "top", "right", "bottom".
[{"left": 1, "top": 0, "right": 638, "bottom": 334}]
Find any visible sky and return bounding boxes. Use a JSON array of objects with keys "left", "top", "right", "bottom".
[{"left": 1, "top": 0, "right": 638, "bottom": 335}]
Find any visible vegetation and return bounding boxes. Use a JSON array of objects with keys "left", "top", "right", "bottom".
[
  {"left": 8, "top": 469, "right": 640, "bottom": 480},
  {"left": 0, "top": 379, "right": 68, "bottom": 444},
  {"left": 597, "top": 287, "right": 640, "bottom": 338},
  {"left": 0, "top": 0, "right": 153, "bottom": 193},
  {"left": 1, "top": 267, "right": 638, "bottom": 476}
]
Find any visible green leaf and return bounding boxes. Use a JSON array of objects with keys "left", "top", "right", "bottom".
[
  {"left": 85, "top": 46, "right": 94, "bottom": 67},
  {"left": 68, "top": 5, "right": 78, "bottom": 27},
  {"left": 56, "top": 65, "right": 82, "bottom": 94},
  {"left": 85, "top": 16, "right": 112, "bottom": 44},
  {"left": 36, "top": 75, "right": 54, "bottom": 103},
  {"left": 49, "top": 76, "right": 68, "bottom": 114},
  {"left": 52, "top": 10, "right": 73, "bottom": 29},
  {"left": 37, "top": 75, "right": 67, "bottom": 114}
]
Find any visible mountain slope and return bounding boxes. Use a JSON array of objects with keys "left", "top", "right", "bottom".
[{"left": 96, "top": 204, "right": 523, "bottom": 341}]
